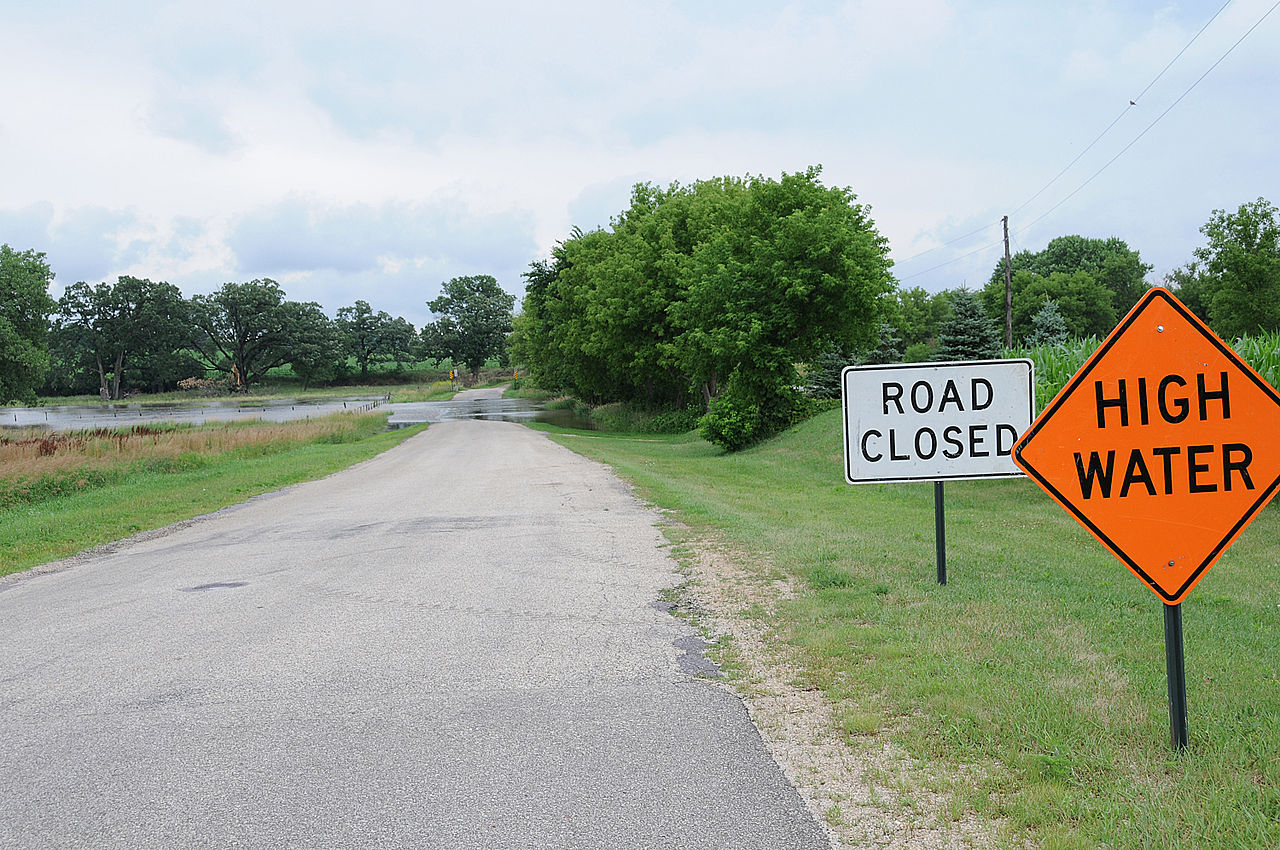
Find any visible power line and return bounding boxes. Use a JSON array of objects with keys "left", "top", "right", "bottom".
[
  {"left": 898, "top": 236, "right": 1006, "bottom": 282},
  {"left": 894, "top": 219, "right": 1000, "bottom": 265},
  {"left": 1008, "top": 106, "right": 1131, "bottom": 219},
  {"left": 1008, "top": 0, "right": 1233, "bottom": 219},
  {"left": 1132, "top": 0, "right": 1234, "bottom": 104},
  {"left": 1015, "top": 0, "right": 1280, "bottom": 238},
  {"left": 892, "top": 0, "right": 1273, "bottom": 285}
]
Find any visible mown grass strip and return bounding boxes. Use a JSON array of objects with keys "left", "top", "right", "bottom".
[
  {"left": 0, "top": 416, "right": 426, "bottom": 576},
  {"left": 539, "top": 411, "right": 1280, "bottom": 850}
]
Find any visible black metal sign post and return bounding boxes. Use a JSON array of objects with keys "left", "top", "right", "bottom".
[
  {"left": 841, "top": 360, "right": 1034, "bottom": 590},
  {"left": 934, "top": 481, "right": 946, "bottom": 585},
  {"left": 1011, "top": 289, "right": 1280, "bottom": 753},
  {"left": 1164, "top": 603, "right": 1189, "bottom": 751}
]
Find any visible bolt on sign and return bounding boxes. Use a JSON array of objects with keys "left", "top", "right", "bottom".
[
  {"left": 1013, "top": 287, "right": 1280, "bottom": 605},
  {"left": 843, "top": 360, "right": 1035, "bottom": 484}
]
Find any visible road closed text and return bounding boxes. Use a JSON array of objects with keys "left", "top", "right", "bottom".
[{"left": 843, "top": 361, "right": 1034, "bottom": 484}]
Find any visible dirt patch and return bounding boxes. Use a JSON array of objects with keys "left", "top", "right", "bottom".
[{"left": 669, "top": 527, "right": 1003, "bottom": 849}]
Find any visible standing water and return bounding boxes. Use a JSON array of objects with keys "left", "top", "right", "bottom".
[{"left": 2, "top": 395, "right": 596, "bottom": 433}]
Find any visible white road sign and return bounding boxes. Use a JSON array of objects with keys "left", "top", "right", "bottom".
[{"left": 843, "top": 359, "right": 1035, "bottom": 484}]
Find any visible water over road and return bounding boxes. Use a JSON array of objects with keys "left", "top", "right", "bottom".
[
  {"left": 0, "top": 388, "right": 828, "bottom": 848},
  {"left": 1, "top": 392, "right": 593, "bottom": 432}
]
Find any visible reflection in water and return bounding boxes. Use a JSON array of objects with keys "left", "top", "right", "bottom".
[
  {"left": 386, "top": 398, "right": 596, "bottom": 430},
  {"left": 0, "top": 397, "right": 386, "bottom": 433},
  {"left": 2, "top": 395, "right": 595, "bottom": 433}
]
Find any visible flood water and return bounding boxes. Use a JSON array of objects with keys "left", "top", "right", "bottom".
[
  {"left": 1, "top": 396, "right": 595, "bottom": 433},
  {"left": 386, "top": 397, "right": 596, "bottom": 430}
]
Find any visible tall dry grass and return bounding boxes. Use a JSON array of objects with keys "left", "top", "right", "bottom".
[{"left": 0, "top": 414, "right": 379, "bottom": 509}]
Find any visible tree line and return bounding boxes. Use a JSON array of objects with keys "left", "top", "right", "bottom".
[
  {"left": 5, "top": 174, "right": 1277, "bottom": 450},
  {"left": 867, "top": 197, "right": 1280, "bottom": 366},
  {"left": 515, "top": 183, "right": 1280, "bottom": 449},
  {"left": 0, "top": 257, "right": 515, "bottom": 404}
]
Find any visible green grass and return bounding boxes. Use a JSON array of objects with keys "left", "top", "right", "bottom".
[
  {"left": 0, "top": 415, "right": 426, "bottom": 576},
  {"left": 387, "top": 381, "right": 456, "bottom": 402},
  {"left": 503, "top": 381, "right": 560, "bottom": 400},
  {"left": 539, "top": 410, "right": 1280, "bottom": 849}
]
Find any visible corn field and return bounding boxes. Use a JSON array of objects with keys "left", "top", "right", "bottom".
[{"left": 1005, "top": 330, "right": 1280, "bottom": 413}]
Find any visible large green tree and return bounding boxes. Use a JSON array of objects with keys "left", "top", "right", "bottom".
[
  {"left": 556, "top": 182, "right": 713, "bottom": 406},
  {"left": 882, "top": 286, "right": 952, "bottom": 350},
  {"left": 189, "top": 279, "right": 333, "bottom": 390},
  {"left": 422, "top": 275, "right": 515, "bottom": 381},
  {"left": 0, "top": 245, "right": 57, "bottom": 404},
  {"left": 337, "top": 300, "right": 418, "bottom": 377},
  {"left": 1009, "top": 270, "right": 1116, "bottom": 340},
  {"left": 53, "top": 276, "right": 189, "bottom": 400},
  {"left": 983, "top": 235, "right": 1150, "bottom": 339},
  {"left": 671, "top": 168, "right": 891, "bottom": 412},
  {"left": 517, "top": 166, "right": 892, "bottom": 449},
  {"left": 1167, "top": 198, "right": 1280, "bottom": 337},
  {"left": 285, "top": 301, "right": 344, "bottom": 389},
  {"left": 511, "top": 254, "right": 574, "bottom": 393}
]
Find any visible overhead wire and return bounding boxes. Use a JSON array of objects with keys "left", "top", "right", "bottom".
[
  {"left": 895, "top": 0, "right": 1276, "bottom": 282},
  {"left": 898, "top": 237, "right": 1006, "bottom": 281},
  {"left": 1008, "top": 0, "right": 1233, "bottom": 219},
  {"left": 893, "top": 219, "right": 1000, "bottom": 265},
  {"left": 1014, "top": 0, "right": 1280, "bottom": 238}
]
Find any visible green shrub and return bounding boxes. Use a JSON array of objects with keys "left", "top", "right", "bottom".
[
  {"left": 699, "top": 374, "right": 804, "bottom": 452},
  {"left": 590, "top": 402, "right": 703, "bottom": 434},
  {"left": 699, "top": 394, "right": 762, "bottom": 452},
  {"left": 902, "top": 341, "right": 935, "bottom": 363},
  {"left": 0, "top": 468, "right": 122, "bottom": 510},
  {"left": 644, "top": 405, "right": 703, "bottom": 434}
]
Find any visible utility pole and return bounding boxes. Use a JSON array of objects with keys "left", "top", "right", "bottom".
[{"left": 1002, "top": 215, "right": 1014, "bottom": 348}]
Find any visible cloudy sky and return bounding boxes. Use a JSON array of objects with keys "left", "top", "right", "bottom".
[{"left": 3, "top": 0, "right": 1276, "bottom": 328}]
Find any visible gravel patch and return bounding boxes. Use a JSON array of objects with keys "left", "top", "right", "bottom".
[{"left": 669, "top": 529, "right": 1005, "bottom": 850}]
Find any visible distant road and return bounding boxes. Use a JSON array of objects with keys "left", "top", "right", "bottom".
[{"left": 0, "top": 396, "right": 829, "bottom": 848}]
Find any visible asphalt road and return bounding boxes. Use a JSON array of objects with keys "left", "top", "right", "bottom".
[{"left": 0, "top": 397, "right": 830, "bottom": 849}]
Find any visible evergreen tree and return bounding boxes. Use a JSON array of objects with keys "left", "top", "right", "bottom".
[
  {"left": 804, "top": 344, "right": 856, "bottom": 398},
  {"left": 935, "top": 290, "right": 999, "bottom": 361},
  {"left": 1024, "top": 299, "right": 1069, "bottom": 346},
  {"left": 861, "top": 321, "right": 903, "bottom": 365}
]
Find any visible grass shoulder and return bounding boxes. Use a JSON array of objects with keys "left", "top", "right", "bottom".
[
  {"left": 538, "top": 408, "right": 1280, "bottom": 849},
  {"left": 0, "top": 414, "right": 426, "bottom": 577}
]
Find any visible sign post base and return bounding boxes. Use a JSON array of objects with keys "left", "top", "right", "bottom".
[
  {"left": 1164, "top": 602, "right": 1189, "bottom": 752},
  {"left": 935, "top": 481, "right": 946, "bottom": 585}
]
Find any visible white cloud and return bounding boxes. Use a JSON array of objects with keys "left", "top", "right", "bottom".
[{"left": 0, "top": 0, "right": 1276, "bottom": 319}]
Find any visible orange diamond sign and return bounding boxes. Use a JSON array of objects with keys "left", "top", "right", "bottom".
[{"left": 1013, "top": 287, "right": 1280, "bottom": 605}]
